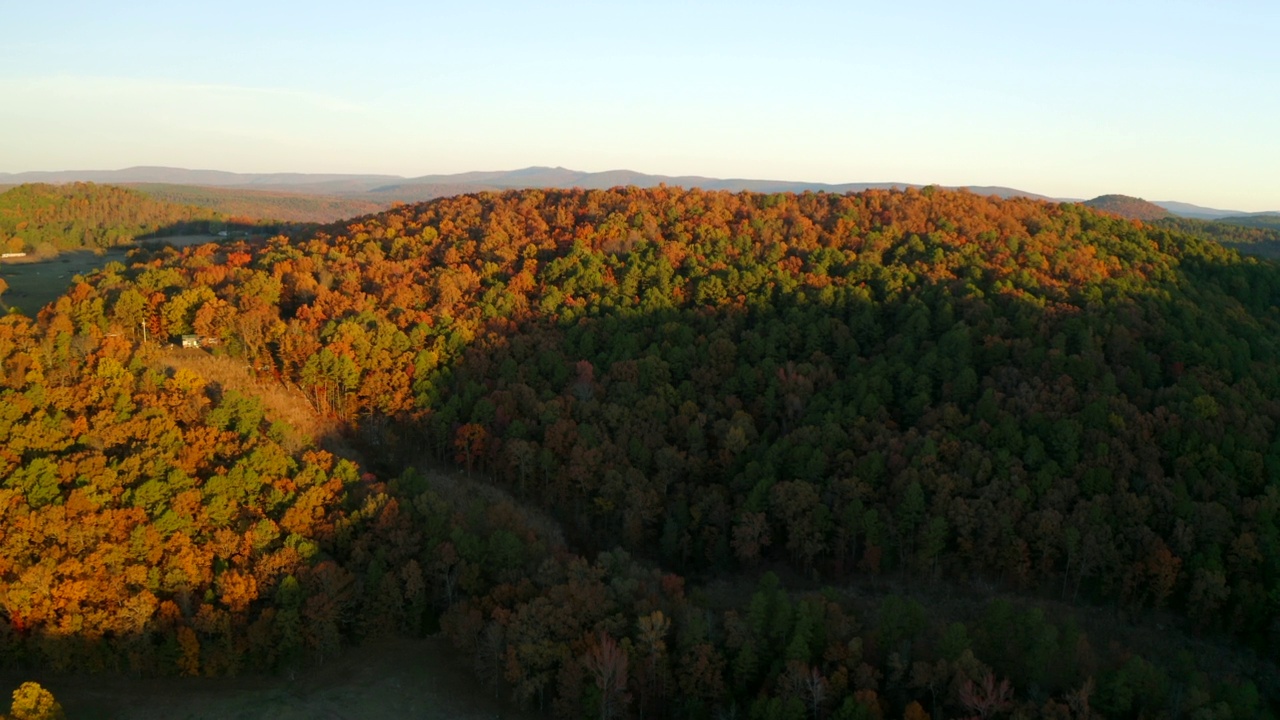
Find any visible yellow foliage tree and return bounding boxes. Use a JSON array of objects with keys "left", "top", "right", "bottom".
[
  {"left": 8, "top": 682, "right": 66, "bottom": 720},
  {"left": 903, "top": 700, "right": 931, "bottom": 720}
]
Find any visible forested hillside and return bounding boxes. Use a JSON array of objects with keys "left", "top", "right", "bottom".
[
  {"left": 1155, "top": 216, "right": 1280, "bottom": 259},
  {"left": 0, "top": 183, "right": 223, "bottom": 253},
  {"left": 2, "top": 187, "right": 1277, "bottom": 718},
  {"left": 127, "top": 183, "right": 387, "bottom": 224},
  {"left": 1081, "top": 195, "right": 1172, "bottom": 221},
  {"left": 1221, "top": 214, "right": 1280, "bottom": 232}
]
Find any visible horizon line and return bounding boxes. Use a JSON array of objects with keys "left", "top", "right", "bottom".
[{"left": 0, "top": 164, "right": 1274, "bottom": 215}]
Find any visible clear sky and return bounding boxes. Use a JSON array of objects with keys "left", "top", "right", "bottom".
[{"left": 2, "top": 0, "right": 1277, "bottom": 210}]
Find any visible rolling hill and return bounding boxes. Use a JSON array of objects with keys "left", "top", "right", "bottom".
[
  {"left": 1221, "top": 212, "right": 1280, "bottom": 231},
  {"left": 1082, "top": 194, "right": 1172, "bottom": 221},
  {"left": 4, "top": 186, "right": 1275, "bottom": 717},
  {"left": 1154, "top": 200, "right": 1250, "bottom": 219},
  {"left": 0, "top": 182, "right": 224, "bottom": 252},
  {"left": 7, "top": 166, "right": 1275, "bottom": 222},
  {"left": 128, "top": 183, "right": 386, "bottom": 224}
]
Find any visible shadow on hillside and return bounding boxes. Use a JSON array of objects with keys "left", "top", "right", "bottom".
[
  {"left": 423, "top": 250, "right": 1271, "bottom": 529},
  {"left": 361, "top": 235, "right": 1280, "bottom": 656},
  {"left": 0, "top": 634, "right": 538, "bottom": 720},
  {"left": 304, "top": 235, "right": 1280, "bottom": 706},
  {"left": 1224, "top": 240, "right": 1280, "bottom": 260}
]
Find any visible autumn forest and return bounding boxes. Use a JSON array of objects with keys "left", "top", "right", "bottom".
[{"left": 0, "top": 183, "right": 1278, "bottom": 718}]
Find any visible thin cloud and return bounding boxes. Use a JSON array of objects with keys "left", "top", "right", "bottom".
[{"left": 0, "top": 75, "right": 371, "bottom": 115}]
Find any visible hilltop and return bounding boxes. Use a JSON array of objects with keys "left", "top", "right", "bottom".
[
  {"left": 1082, "top": 193, "right": 1172, "bottom": 221},
  {"left": 0, "top": 182, "right": 224, "bottom": 253},
  {"left": 0, "top": 181, "right": 380, "bottom": 257}
]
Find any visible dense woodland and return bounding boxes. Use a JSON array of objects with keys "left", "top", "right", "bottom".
[
  {"left": 1219, "top": 215, "right": 1280, "bottom": 233},
  {"left": 0, "top": 183, "right": 281, "bottom": 255},
  {"left": 1154, "top": 217, "right": 1280, "bottom": 260},
  {"left": 1, "top": 186, "right": 1278, "bottom": 718},
  {"left": 1080, "top": 196, "right": 1170, "bottom": 222},
  {"left": 1079, "top": 197, "right": 1280, "bottom": 260}
]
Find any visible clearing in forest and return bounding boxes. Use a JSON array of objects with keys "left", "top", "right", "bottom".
[{"left": 4, "top": 636, "right": 538, "bottom": 720}]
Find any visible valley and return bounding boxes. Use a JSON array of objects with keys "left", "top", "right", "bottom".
[
  {"left": 0, "top": 236, "right": 223, "bottom": 316},
  {"left": 1, "top": 250, "right": 131, "bottom": 316}
]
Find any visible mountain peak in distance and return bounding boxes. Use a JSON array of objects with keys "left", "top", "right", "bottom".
[{"left": 1082, "top": 194, "right": 1172, "bottom": 221}]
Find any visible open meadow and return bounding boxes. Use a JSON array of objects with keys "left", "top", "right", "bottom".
[
  {"left": 0, "top": 249, "right": 128, "bottom": 315},
  {"left": 0, "top": 235, "right": 223, "bottom": 315}
]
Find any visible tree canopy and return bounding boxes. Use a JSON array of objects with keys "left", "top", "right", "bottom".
[{"left": 2, "top": 185, "right": 1277, "bottom": 718}]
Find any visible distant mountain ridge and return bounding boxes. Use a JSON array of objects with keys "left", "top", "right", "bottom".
[
  {"left": 1153, "top": 200, "right": 1280, "bottom": 221},
  {"left": 128, "top": 183, "right": 385, "bottom": 223},
  {"left": 0, "top": 166, "right": 401, "bottom": 193},
  {"left": 1154, "top": 200, "right": 1247, "bottom": 220},
  {"left": 1, "top": 166, "right": 1274, "bottom": 217},
  {"left": 0, "top": 165, "right": 1055, "bottom": 203},
  {"left": 369, "top": 166, "right": 1057, "bottom": 201}
]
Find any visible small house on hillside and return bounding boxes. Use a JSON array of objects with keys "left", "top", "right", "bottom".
[{"left": 181, "top": 335, "right": 200, "bottom": 349}]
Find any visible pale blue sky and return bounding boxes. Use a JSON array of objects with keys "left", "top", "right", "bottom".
[{"left": 2, "top": 1, "right": 1277, "bottom": 210}]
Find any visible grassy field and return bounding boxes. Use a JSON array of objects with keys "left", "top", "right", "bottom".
[
  {"left": 0, "top": 236, "right": 222, "bottom": 315},
  {"left": 2, "top": 636, "right": 538, "bottom": 720},
  {"left": 0, "top": 249, "right": 126, "bottom": 315},
  {"left": 154, "top": 347, "right": 349, "bottom": 456}
]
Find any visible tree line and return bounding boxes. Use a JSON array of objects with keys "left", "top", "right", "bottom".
[{"left": 0, "top": 183, "right": 288, "bottom": 255}]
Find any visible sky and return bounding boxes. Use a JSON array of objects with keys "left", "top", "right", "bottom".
[{"left": 1, "top": 0, "right": 1278, "bottom": 210}]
